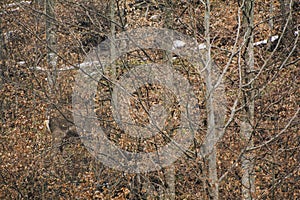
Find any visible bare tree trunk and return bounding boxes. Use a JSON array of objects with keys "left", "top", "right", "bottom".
[
  {"left": 279, "top": 0, "right": 295, "bottom": 49},
  {"left": 45, "top": 0, "right": 58, "bottom": 151},
  {"left": 203, "top": 0, "right": 219, "bottom": 199},
  {"left": 110, "top": 0, "right": 116, "bottom": 76},
  {"left": 241, "top": 0, "right": 255, "bottom": 199},
  {"left": 267, "top": 0, "right": 274, "bottom": 50},
  {"left": 46, "top": 0, "right": 57, "bottom": 92}
]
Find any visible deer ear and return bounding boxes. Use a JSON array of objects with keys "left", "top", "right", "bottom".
[{"left": 44, "top": 119, "right": 51, "bottom": 132}]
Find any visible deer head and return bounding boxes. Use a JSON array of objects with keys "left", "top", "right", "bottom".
[{"left": 45, "top": 112, "right": 79, "bottom": 152}]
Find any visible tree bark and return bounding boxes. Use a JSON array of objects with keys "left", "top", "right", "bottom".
[
  {"left": 279, "top": 0, "right": 295, "bottom": 49},
  {"left": 45, "top": 0, "right": 58, "bottom": 152},
  {"left": 110, "top": 0, "right": 116, "bottom": 76},
  {"left": 241, "top": 0, "right": 255, "bottom": 199},
  {"left": 203, "top": 0, "right": 219, "bottom": 199},
  {"left": 46, "top": 0, "right": 57, "bottom": 92},
  {"left": 279, "top": 0, "right": 294, "bottom": 29}
]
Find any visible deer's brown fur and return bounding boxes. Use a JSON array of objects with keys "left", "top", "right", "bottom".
[{"left": 47, "top": 112, "right": 79, "bottom": 152}]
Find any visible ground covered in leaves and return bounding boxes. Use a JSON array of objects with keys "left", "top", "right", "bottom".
[{"left": 0, "top": 0, "right": 299, "bottom": 199}]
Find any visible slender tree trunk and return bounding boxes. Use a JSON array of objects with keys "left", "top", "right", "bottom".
[
  {"left": 203, "top": 0, "right": 219, "bottom": 199},
  {"left": 46, "top": 0, "right": 57, "bottom": 92},
  {"left": 267, "top": 0, "right": 274, "bottom": 50},
  {"left": 45, "top": 0, "right": 58, "bottom": 151},
  {"left": 279, "top": 0, "right": 295, "bottom": 49},
  {"left": 279, "top": 0, "right": 294, "bottom": 29},
  {"left": 110, "top": 0, "right": 116, "bottom": 76},
  {"left": 241, "top": 0, "right": 255, "bottom": 199}
]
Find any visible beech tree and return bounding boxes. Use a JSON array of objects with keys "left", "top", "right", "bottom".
[
  {"left": 202, "top": 0, "right": 219, "bottom": 199},
  {"left": 45, "top": 0, "right": 57, "bottom": 89},
  {"left": 240, "top": 0, "right": 255, "bottom": 199}
]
